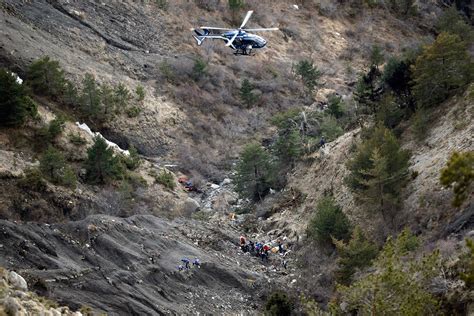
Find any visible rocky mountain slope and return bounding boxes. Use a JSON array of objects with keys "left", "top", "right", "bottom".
[
  {"left": 0, "top": 0, "right": 472, "bottom": 315},
  {"left": 0, "top": 214, "right": 292, "bottom": 314}
]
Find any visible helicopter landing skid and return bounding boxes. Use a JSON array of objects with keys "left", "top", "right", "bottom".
[{"left": 233, "top": 49, "right": 254, "bottom": 56}]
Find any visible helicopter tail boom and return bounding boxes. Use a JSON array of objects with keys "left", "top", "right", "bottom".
[{"left": 192, "top": 28, "right": 209, "bottom": 46}]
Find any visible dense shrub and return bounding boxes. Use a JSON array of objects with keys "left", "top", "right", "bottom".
[
  {"left": 411, "top": 108, "right": 429, "bottom": 142},
  {"left": 412, "top": 32, "right": 473, "bottom": 108},
  {"left": 334, "top": 227, "right": 378, "bottom": 285},
  {"left": 331, "top": 229, "right": 441, "bottom": 315},
  {"left": 155, "top": 170, "right": 176, "bottom": 190},
  {"left": 239, "top": 79, "right": 258, "bottom": 108},
  {"left": 460, "top": 239, "right": 474, "bottom": 289},
  {"left": 436, "top": 6, "right": 474, "bottom": 42},
  {"left": 153, "top": 0, "right": 168, "bottom": 10},
  {"left": 307, "top": 196, "right": 352, "bottom": 247},
  {"left": 136, "top": 85, "right": 146, "bottom": 102},
  {"left": 440, "top": 151, "right": 474, "bottom": 207},
  {"left": 320, "top": 115, "right": 343, "bottom": 141},
  {"left": 345, "top": 125, "right": 410, "bottom": 220},
  {"left": 387, "top": 0, "right": 417, "bottom": 17},
  {"left": 228, "top": 0, "right": 244, "bottom": 23},
  {"left": 122, "top": 145, "right": 141, "bottom": 170},
  {"left": 84, "top": 136, "right": 125, "bottom": 184},
  {"left": 192, "top": 58, "right": 207, "bottom": 81},
  {"left": 126, "top": 106, "right": 141, "bottom": 118},
  {"left": 0, "top": 69, "right": 38, "bottom": 127},
  {"left": 264, "top": 292, "right": 293, "bottom": 316},
  {"left": 68, "top": 132, "right": 87, "bottom": 146},
  {"left": 27, "top": 56, "right": 66, "bottom": 97},
  {"left": 47, "top": 116, "right": 65, "bottom": 141},
  {"left": 18, "top": 168, "right": 47, "bottom": 192}
]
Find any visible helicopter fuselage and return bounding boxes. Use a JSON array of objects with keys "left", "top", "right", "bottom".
[{"left": 222, "top": 30, "right": 267, "bottom": 50}]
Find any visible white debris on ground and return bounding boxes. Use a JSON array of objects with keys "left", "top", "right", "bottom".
[
  {"left": 76, "top": 122, "right": 130, "bottom": 156},
  {"left": 9, "top": 72, "right": 23, "bottom": 84},
  {"left": 292, "top": 4, "right": 299, "bottom": 10}
]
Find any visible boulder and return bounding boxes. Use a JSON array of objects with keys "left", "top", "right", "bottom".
[
  {"left": 8, "top": 271, "right": 27, "bottom": 291},
  {"left": 181, "top": 198, "right": 200, "bottom": 217},
  {"left": 4, "top": 297, "right": 21, "bottom": 315}
]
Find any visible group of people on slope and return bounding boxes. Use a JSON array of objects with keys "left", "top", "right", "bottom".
[
  {"left": 177, "top": 257, "right": 201, "bottom": 271},
  {"left": 239, "top": 235, "right": 287, "bottom": 268}
]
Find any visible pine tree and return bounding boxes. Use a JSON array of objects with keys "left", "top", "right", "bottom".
[
  {"left": 412, "top": 32, "right": 473, "bottom": 108},
  {"left": 40, "top": 146, "right": 66, "bottom": 183},
  {"left": 327, "top": 94, "right": 344, "bottom": 119},
  {"left": 114, "top": 83, "right": 131, "bottom": 110},
  {"left": 370, "top": 45, "right": 384, "bottom": 69},
  {"left": 84, "top": 136, "right": 124, "bottom": 184},
  {"left": 354, "top": 65, "right": 383, "bottom": 114},
  {"left": 307, "top": 196, "right": 352, "bottom": 247},
  {"left": 383, "top": 56, "right": 415, "bottom": 112},
  {"left": 345, "top": 125, "right": 410, "bottom": 220},
  {"left": 331, "top": 229, "right": 440, "bottom": 315},
  {"left": 27, "top": 56, "right": 66, "bottom": 97},
  {"left": 274, "top": 128, "right": 302, "bottom": 168},
  {"left": 239, "top": 79, "right": 258, "bottom": 108},
  {"left": 0, "top": 68, "right": 37, "bottom": 127},
  {"left": 436, "top": 6, "right": 474, "bottom": 43},
  {"left": 295, "top": 60, "right": 322, "bottom": 94},
  {"left": 233, "top": 143, "right": 275, "bottom": 201},
  {"left": 375, "top": 94, "right": 404, "bottom": 130},
  {"left": 80, "top": 73, "right": 102, "bottom": 118},
  {"left": 334, "top": 226, "right": 378, "bottom": 285},
  {"left": 359, "top": 148, "right": 400, "bottom": 219},
  {"left": 228, "top": 0, "right": 244, "bottom": 23},
  {"left": 320, "top": 115, "right": 343, "bottom": 141},
  {"left": 440, "top": 151, "right": 474, "bottom": 207},
  {"left": 100, "top": 83, "right": 116, "bottom": 116},
  {"left": 388, "top": 0, "right": 417, "bottom": 16},
  {"left": 63, "top": 80, "right": 79, "bottom": 108}
]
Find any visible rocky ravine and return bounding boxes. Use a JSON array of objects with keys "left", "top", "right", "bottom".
[{"left": 0, "top": 213, "right": 297, "bottom": 315}]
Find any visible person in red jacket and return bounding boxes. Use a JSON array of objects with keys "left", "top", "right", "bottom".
[{"left": 240, "top": 235, "right": 247, "bottom": 252}]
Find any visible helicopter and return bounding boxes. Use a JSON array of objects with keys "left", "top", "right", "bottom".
[{"left": 191, "top": 10, "right": 279, "bottom": 55}]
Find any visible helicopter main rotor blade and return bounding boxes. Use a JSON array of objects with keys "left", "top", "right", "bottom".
[
  {"left": 199, "top": 26, "right": 235, "bottom": 31},
  {"left": 240, "top": 10, "right": 253, "bottom": 29},
  {"left": 225, "top": 31, "right": 239, "bottom": 47},
  {"left": 241, "top": 28, "right": 279, "bottom": 32}
]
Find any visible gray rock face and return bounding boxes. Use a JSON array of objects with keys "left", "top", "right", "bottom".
[
  {"left": 8, "top": 271, "right": 28, "bottom": 291},
  {"left": 4, "top": 297, "right": 21, "bottom": 315},
  {"left": 0, "top": 215, "right": 275, "bottom": 315}
]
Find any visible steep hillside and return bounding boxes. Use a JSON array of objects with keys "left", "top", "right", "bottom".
[
  {"left": 268, "top": 86, "right": 473, "bottom": 239},
  {"left": 1, "top": 0, "right": 473, "bottom": 315},
  {"left": 0, "top": 0, "right": 433, "bottom": 179}
]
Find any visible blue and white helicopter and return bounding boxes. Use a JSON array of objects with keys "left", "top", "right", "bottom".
[{"left": 191, "top": 10, "right": 279, "bottom": 55}]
